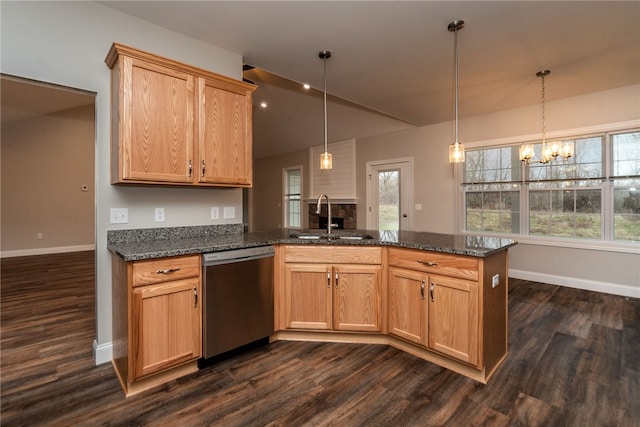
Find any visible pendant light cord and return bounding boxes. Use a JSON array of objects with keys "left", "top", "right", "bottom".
[
  {"left": 454, "top": 25, "right": 459, "bottom": 145},
  {"left": 323, "top": 55, "right": 328, "bottom": 152}
]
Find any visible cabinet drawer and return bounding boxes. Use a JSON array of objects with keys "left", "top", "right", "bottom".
[
  {"left": 132, "top": 255, "right": 200, "bottom": 287},
  {"left": 284, "top": 245, "right": 382, "bottom": 264},
  {"left": 388, "top": 248, "right": 478, "bottom": 281}
]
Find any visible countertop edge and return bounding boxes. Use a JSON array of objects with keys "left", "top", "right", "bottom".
[{"left": 108, "top": 229, "right": 517, "bottom": 262}]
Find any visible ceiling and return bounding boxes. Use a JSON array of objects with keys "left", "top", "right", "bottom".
[
  {"left": 5, "top": 2, "right": 639, "bottom": 160},
  {"left": 99, "top": 1, "right": 640, "bottom": 159},
  {"left": 1, "top": 75, "right": 95, "bottom": 124}
]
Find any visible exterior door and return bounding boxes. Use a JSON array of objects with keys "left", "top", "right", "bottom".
[{"left": 366, "top": 159, "right": 412, "bottom": 231}]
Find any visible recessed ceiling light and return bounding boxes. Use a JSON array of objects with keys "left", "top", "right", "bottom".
[
  {"left": 303, "top": 83, "right": 311, "bottom": 90},
  {"left": 260, "top": 101, "right": 268, "bottom": 108}
]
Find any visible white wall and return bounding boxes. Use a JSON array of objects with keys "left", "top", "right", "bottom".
[{"left": 1, "top": 1, "right": 245, "bottom": 364}]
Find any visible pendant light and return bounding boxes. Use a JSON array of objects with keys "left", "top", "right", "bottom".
[
  {"left": 319, "top": 50, "right": 332, "bottom": 170},
  {"left": 520, "top": 70, "right": 574, "bottom": 164},
  {"left": 448, "top": 20, "right": 465, "bottom": 163}
]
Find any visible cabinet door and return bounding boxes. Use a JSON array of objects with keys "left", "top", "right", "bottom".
[
  {"left": 284, "top": 263, "right": 332, "bottom": 330},
  {"left": 333, "top": 265, "right": 381, "bottom": 332},
  {"left": 198, "top": 77, "right": 252, "bottom": 186},
  {"left": 388, "top": 267, "right": 427, "bottom": 346},
  {"left": 428, "top": 274, "right": 479, "bottom": 367},
  {"left": 132, "top": 278, "right": 201, "bottom": 379},
  {"left": 120, "top": 56, "right": 195, "bottom": 183}
]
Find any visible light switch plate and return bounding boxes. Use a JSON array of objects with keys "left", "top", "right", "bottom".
[
  {"left": 223, "top": 207, "right": 235, "bottom": 219},
  {"left": 211, "top": 207, "right": 219, "bottom": 220}
]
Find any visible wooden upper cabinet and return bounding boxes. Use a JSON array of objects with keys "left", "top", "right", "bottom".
[
  {"left": 106, "top": 43, "right": 256, "bottom": 187},
  {"left": 198, "top": 77, "right": 252, "bottom": 186}
]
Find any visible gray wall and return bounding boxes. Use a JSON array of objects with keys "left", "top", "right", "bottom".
[{"left": 1, "top": 105, "right": 95, "bottom": 254}]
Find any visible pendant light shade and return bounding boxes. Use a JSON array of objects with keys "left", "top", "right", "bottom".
[
  {"left": 319, "top": 50, "right": 332, "bottom": 170},
  {"left": 448, "top": 20, "right": 465, "bottom": 164}
]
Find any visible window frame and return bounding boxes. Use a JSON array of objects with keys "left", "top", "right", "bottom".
[{"left": 455, "top": 120, "right": 640, "bottom": 254}]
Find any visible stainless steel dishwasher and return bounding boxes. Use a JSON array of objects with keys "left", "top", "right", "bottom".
[{"left": 201, "top": 245, "right": 274, "bottom": 363}]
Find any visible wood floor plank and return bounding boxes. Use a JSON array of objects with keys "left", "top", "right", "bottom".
[{"left": 2, "top": 254, "right": 639, "bottom": 426}]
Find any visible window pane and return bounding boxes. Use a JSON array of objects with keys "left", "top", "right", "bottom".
[
  {"left": 378, "top": 170, "right": 399, "bottom": 231},
  {"left": 530, "top": 188, "right": 601, "bottom": 239},
  {"left": 284, "top": 168, "right": 302, "bottom": 228},
  {"left": 612, "top": 131, "right": 640, "bottom": 177},
  {"left": 464, "top": 146, "right": 521, "bottom": 183},
  {"left": 465, "top": 188, "right": 519, "bottom": 234},
  {"left": 528, "top": 136, "right": 603, "bottom": 181},
  {"left": 614, "top": 179, "right": 640, "bottom": 242}
]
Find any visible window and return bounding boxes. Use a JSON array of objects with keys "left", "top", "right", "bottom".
[
  {"left": 283, "top": 167, "right": 302, "bottom": 229},
  {"left": 612, "top": 132, "right": 640, "bottom": 241},
  {"left": 462, "top": 129, "right": 640, "bottom": 244}
]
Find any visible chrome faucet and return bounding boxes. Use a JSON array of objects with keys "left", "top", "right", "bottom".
[{"left": 316, "top": 194, "right": 333, "bottom": 235}]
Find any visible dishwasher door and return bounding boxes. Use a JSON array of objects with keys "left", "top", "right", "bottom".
[{"left": 202, "top": 246, "right": 274, "bottom": 360}]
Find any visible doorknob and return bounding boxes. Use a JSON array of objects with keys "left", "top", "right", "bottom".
[{"left": 402, "top": 213, "right": 408, "bottom": 218}]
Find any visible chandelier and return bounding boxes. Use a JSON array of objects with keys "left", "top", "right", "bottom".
[{"left": 519, "top": 70, "right": 574, "bottom": 164}]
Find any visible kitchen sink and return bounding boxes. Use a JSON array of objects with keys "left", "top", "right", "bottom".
[{"left": 289, "top": 233, "right": 374, "bottom": 241}]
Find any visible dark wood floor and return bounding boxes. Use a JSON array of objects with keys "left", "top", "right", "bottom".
[{"left": 1, "top": 251, "right": 638, "bottom": 426}]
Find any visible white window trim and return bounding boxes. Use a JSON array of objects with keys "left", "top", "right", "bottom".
[{"left": 456, "top": 119, "right": 640, "bottom": 254}]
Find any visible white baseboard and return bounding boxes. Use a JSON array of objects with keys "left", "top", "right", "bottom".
[
  {"left": 509, "top": 268, "right": 640, "bottom": 299},
  {"left": 93, "top": 340, "right": 113, "bottom": 365},
  {"left": 1, "top": 244, "right": 95, "bottom": 258}
]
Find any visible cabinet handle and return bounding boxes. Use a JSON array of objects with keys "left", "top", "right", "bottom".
[
  {"left": 327, "top": 270, "right": 331, "bottom": 288},
  {"left": 201, "top": 160, "right": 206, "bottom": 177},
  {"left": 156, "top": 267, "right": 181, "bottom": 274},
  {"left": 420, "top": 280, "right": 425, "bottom": 300},
  {"left": 188, "top": 160, "right": 192, "bottom": 178},
  {"left": 194, "top": 287, "right": 198, "bottom": 308},
  {"left": 335, "top": 271, "right": 339, "bottom": 288},
  {"left": 430, "top": 282, "right": 435, "bottom": 302},
  {"left": 418, "top": 260, "right": 439, "bottom": 267}
]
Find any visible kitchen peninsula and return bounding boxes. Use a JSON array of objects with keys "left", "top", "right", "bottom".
[{"left": 109, "top": 225, "right": 516, "bottom": 394}]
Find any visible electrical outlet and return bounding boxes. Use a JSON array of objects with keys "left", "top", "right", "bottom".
[
  {"left": 155, "top": 208, "right": 165, "bottom": 222},
  {"left": 37, "top": 233, "right": 44, "bottom": 239},
  {"left": 110, "top": 208, "right": 128, "bottom": 224},
  {"left": 211, "top": 207, "right": 219, "bottom": 220},
  {"left": 223, "top": 207, "right": 235, "bottom": 219},
  {"left": 492, "top": 274, "right": 500, "bottom": 288}
]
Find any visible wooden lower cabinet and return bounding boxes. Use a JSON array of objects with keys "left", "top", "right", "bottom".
[
  {"left": 388, "top": 267, "right": 427, "bottom": 346},
  {"left": 275, "top": 245, "right": 509, "bottom": 384},
  {"left": 112, "top": 254, "right": 202, "bottom": 396},
  {"left": 428, "top": 274, "right": 479, "bottom": 367},
  {"left": 132, "top": 277, "right": 202, "bottom": 378},
  {"left": 281, "top": 246, "right": 383, "bottom": 333},
  {"left": 284, "top": 263, "right": 332, "bottom": 330}
]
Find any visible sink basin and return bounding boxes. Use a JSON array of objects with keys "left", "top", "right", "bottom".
[{"left": 289, "top": 233, "right": 374, "bottom": 241}]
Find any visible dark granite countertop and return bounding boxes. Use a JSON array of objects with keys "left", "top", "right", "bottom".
[{"left": 108, "top": 225, "right": 517, "bottom": 261}]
